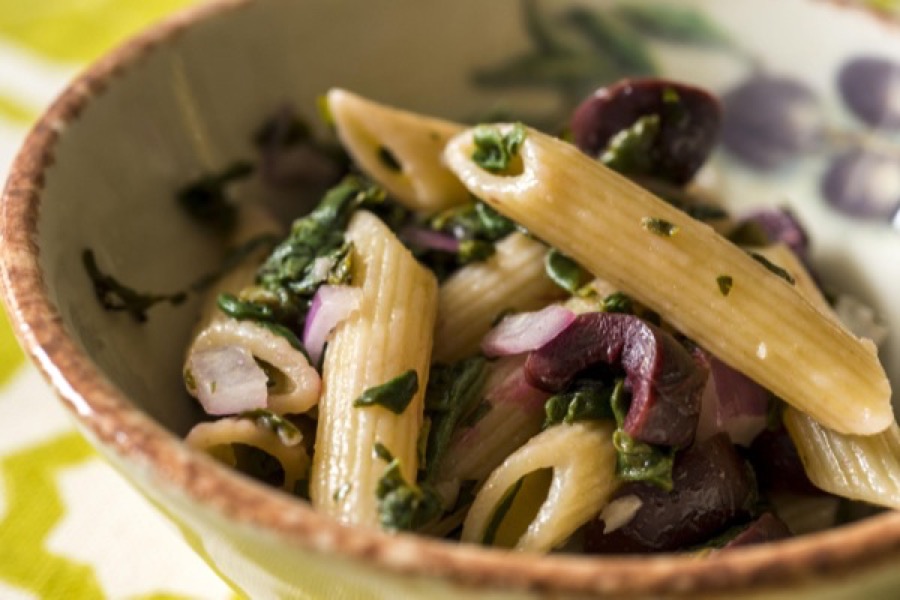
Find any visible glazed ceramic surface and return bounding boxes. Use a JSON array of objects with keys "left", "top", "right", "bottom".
[{"left": 2, "top": 0, "right": 900, "bottom": 598}]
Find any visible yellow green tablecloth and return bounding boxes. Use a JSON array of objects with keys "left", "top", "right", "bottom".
[{"left": 0, "top": 3, "right": 236, "bottom": 598}]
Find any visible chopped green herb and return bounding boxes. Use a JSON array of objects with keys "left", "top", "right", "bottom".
[
  {"left": 240, "top": 409, "right": 303, "bottom": 446},
  {"left": 429, "top": 200, "right": 516, "bottom": 243},
  {"left": 748, "top": 252, "right": 796, "bottom": 285},
  {"left": 543, "top": 380, "right": 616, "bottom": 429},
  {"left": 375, "top": 444, "right": 442, "bottom": 532},
  {"left": 610, "top": 380, "right": 675, "bottom": 491},
  {"left": 482, "top": 477, "right": 525, "bottom": 545},
  {"left": 377, "top": 146, "right": 403, "bottom": 172},
  {"left": 601, "top": 291, "right": 634, "bottom": 314},
  {"left": 600, "top": 114, "right": 660, "bottom": 176},
  {"left": 82, "top": 249, "right": 186, "bottom": 323},
  {"left": 177, "top": 161, "right": 254, "bottom": 231},
  {"left": 374, "top": 441, "right": 393, "bottom": 463},
  {"left": 717, "top": 275, "right": 733, "bottom": 296},
  {"left": 353, "top": 370, "right": 419, "bottom": 414},
  {"left": 471, "top": 123, "right": 527, "bottom": 174},
  {"left": 422, "top": 357, "right": 489, "bottom": 482},
  {"left": 662, "top": 86, "right": 681, "bottom": 104},
  {"left": 544, "top": 248, "right": 590, "bottom": 293},
  {"left": 641, "top": 216, "right": 679, "bottom": 237}
]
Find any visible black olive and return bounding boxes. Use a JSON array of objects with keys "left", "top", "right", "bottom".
[{"left": 570, "top": 78, "right": 721, "bottom": 185}]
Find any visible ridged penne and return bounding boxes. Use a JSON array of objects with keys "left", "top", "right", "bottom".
[
  {"left": 309, "top": 210, "right": 438, "bottom": 526},
  {"left": 443, "top": 125, "right": 892, "bottom": 436},
  {"left": 433, "top": 232, "right": 564, "bottom": 364},
  {"left": 186, "top": 416, "right": 310, "bottom": 493},
  {"left": 758, "top": 244, "right": 900, "bottom": 509},
  {"left": 327, "top": 88, "right": 469, "bottom": 213},
  {"left": 461, "top": 421, "right": 618, "bottom": 552},
  {"left": 784, "top": 410, "right": 900, "bottom": 509}
]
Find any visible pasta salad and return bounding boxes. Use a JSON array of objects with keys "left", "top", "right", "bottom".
[{"left": 176, "top": 79, "right": 895, "bottom": 554}]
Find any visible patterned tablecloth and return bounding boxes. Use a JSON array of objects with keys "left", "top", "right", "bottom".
[
  {"left": 0, "top": 3, "right": 237, "bottom": 598},
  {"left": 2, "top": 1, "right": 900, "bottom": 599}
]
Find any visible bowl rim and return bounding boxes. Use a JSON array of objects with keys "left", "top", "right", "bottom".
[{"left": 2, "top": 0, "right": 900, "bottom": 596}]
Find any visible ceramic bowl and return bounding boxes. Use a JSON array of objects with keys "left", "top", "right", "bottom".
[{"left": 2, "top": 0, "right": 900, "bottom": 598}]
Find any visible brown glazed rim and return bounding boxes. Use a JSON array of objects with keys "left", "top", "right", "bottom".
[{"left": 2, "top": 0, "right": 900, "bottom": 597}]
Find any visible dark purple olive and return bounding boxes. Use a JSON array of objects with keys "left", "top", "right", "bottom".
[
  {"left": 584, "top": 434, "right": 758, "bottom": 553},
  {"left": 838, "top": 56, "right": 900, "bottom": 130},
  {"left": 721, "top": 75, "right": 824, "bottom": 170},
  {"left": 739, "top": 208, "right": 809, "bottom": 258},
  {"left": 821, "top": 149, "right": 900, "bottom": 220},
  {"left": 525, "top": 313, "right": 707, "bottom": 448},
  {"left": 722, "top": 513, "right": 792, "bottom": 550},
  {"left": 570, "top": 78, "right": 721, "bottom": 185},
  {"left": 748, "top": 427, "right": 819, "bottom": 496}
]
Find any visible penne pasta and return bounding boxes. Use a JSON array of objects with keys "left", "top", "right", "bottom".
[
  {"left": 461, "top": 421, "right": 618, "bottom": 552},
  {"left": 443, "top": 125, "right": 892, "bottom": 436},
  {"left": 327, "top": 89, "right": 469, "bottom": 213},
  {"left": 184, "top": 205, "right": 322, "bottom": 415},
  {"left": 309, "top": 210, "right": 438, "bottom": 527},
  {"left": 758, "top": 243, "right": 900, "bottom": 510},
  {"left": 433, "top": 232, "right": 564, "bottom": 363},
  {"left": 186, "top": 415, "right": 310, "bottom": 493}
]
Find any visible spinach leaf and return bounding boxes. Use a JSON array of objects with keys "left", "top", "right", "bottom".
[
  {"left": 375, "top": 444, "right": 442, "bottom": 532},
  {"left": 471, "top": 123, "right": 527, "bottom": 174},
  {"left": 256, "top": 175, "right": 381, "bottom": 294},
  {"left": 353, "top": 370, "right": 419, "bottom": 415},
  {"left": 543, "top": 379, "right": 616, "bottom": 429},
  {"left": 422, "top": 357, "right": 489, "bottom": 482},
  {"left": 610, "top": 380, "right": 675, "bottom": 491}
]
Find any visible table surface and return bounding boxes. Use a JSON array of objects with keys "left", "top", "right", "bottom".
[{"left": 1, "top": 1, "right": 898, "bottom": 599}]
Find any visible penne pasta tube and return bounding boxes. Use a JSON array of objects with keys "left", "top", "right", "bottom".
[
  {"left": 433, "top": 232, "right": 564, "bottom": 364},
  {"left": 462, "top": 421, "right": 618, "bottom": 552},
  {"left": 309, "top": 210, "right": 438, "bottom": 527},
  {"left": 443, "top": 125, "right": 892, "bottom": 436},
  {"left": 186, "top": 415, "right": 310, "bottom": 493},
  {"left": 327, "top": 88, "right": 469, "bottom": 213},
  {"left": 758, "top": 243, "right": 900, "bottom": 509},
  {"left": 184, "top": 205, "right": 322, "bottom": 415},
  {"left": 784, "top": 410, "right": 900, "bottom": 509}
]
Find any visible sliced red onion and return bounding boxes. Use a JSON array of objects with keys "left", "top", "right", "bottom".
[
  {"left": 486, "top": 359, "right": 550, "bottom": 412},
  {"left": 187, "top": 345, "right": 268, "bottom": 415},
  {"left": 481, "top": 305, "right": 576, "bottom": 358},
  {"left": 695, "top": 350, "right": 769, "bottom": 446},
  {"left": 303, "top": 284, "right": 363, "bottom": 365},
  {"left": 400, "top": 226, "right": 460, "bottom": 254}
]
